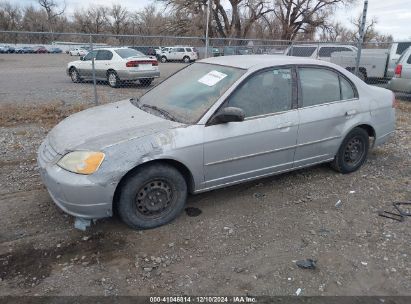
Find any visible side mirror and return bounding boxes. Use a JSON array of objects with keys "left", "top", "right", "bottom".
[
  {"left": 210, "top": 107, "right": 245, "bottom": 125},
  {"left": 80, "top": 56, "right": 84, "bottom": 61}
]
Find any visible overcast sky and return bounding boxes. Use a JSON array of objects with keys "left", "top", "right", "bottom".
[{"left": 15, "top": 0, "right": 411, "bottom": 40}]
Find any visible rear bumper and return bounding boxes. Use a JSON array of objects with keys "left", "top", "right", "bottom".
[
  {"left": 388, "top": 78, "right": 411, "bottom": 93},
  {"left": 117, "top": 69, "right": 160, "bottom": 81}
]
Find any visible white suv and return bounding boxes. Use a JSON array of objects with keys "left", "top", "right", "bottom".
[
  {"left": 160, "top": 47, "right": 198, "bottom": 63},
  {"left": 69, "top": 48, "right": 88, "bottom": 56},
  {"left": 286, "top": 44, "right": 357, "bottom": 62}
]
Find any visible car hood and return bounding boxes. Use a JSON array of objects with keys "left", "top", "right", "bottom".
[{"left": 48, "top": 99, "right": 184, "bottom": 154}]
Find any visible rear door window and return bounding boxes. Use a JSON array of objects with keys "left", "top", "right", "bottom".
[
  {"left": 299, "top": 68, "right": 341, "bottom": 106},
  {"left": 185, "top": 48, "right": 191, "bottom": 52},
  {"left": 177, "top": 48, "right": 185, "bottom": 52}
]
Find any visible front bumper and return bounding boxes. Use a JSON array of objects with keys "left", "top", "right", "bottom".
[{"left": 38, "top": 140, "right": 114, "bottom": 219}]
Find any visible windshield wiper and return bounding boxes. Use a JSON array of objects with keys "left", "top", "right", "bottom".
[{"left": 141, "top": 104, "right": 178, "bottom": 122}]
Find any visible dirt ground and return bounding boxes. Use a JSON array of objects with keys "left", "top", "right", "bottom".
[
  {"left": 0, "top": 53, "right": 187, "bottom": 105},
  {"left": 0, "top": 86, "right": 410, "bottom": 295}
]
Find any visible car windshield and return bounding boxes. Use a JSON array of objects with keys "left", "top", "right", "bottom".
[
  {"left": 136, "top": 63, "right": 245, "bottom": 124},
  {"left": 115, "top": 48, "right": 145, "bottom": 59}
]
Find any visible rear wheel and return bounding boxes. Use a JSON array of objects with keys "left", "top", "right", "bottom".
[
  {"left": 117, "top": 163, "right": 188, "bottom": 229},
  {"left": 331, "top": 127, "right": 369, "bottom": 174},
  {"left": 107, "top": 70, "right": 120, "bottom": 88},
  {"left": 183, "top": 56, "right": 190, "bottom": 63},
  {"left": 161, "top": 56, "right": 167, "bottom": 63},
  {"left": 69, "top": 67, "right": 82, "bottom": 83}
]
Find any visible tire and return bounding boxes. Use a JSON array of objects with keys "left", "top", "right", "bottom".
[
  {"left": 107, "top": 70, "right": 120, "bottom": 88},
  {"left": 117, "top": 163, "right": 188, "bottom": 230},
  {"left": 183, "top": 56, "right": 190, "bottom": 63},
  {"left": 161, "top": 56, "right": 167, "bottom": 63},
  {"left": 331, "top": 127, "right": 369, "bottom": 174},
  {"left": 139, "top": 78, "right": 153, "bottom": 86},
  {"left": 69, "top": 67, "right": 82, "bottom": 83}
]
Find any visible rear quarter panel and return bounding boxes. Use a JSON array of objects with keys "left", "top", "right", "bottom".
[{"left": 366, "top": 86, "right": 396, "bottom": 146}]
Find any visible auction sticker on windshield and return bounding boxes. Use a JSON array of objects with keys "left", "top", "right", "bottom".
[{"left": 198, "top": 70, "right": 227, "bottom": 86}]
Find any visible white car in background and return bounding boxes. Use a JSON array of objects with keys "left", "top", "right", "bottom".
[
  {"left": 160, "top": 46, "right": 198, "bottom": 63},
  {"left": 66, "top": 47, "right": 160, "bottom": 87},
  {"left": 69, "top": 48, "right": 88, "bottom": 56}
]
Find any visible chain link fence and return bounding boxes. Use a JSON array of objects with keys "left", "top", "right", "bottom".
[{"left": 0, "top": 30, "right": 410, "bottom": 107}]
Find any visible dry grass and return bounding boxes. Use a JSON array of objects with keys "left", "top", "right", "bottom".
[
  {"left": 0, "top": 102, "right": 90, "bottom": 128},
  {"left": 397, "top": 99, "right": 411, "bottom": 113}
]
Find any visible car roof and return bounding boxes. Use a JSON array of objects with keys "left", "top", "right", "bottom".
[{"left": 200, "top": 55, "right": 335, "bottom": 69}]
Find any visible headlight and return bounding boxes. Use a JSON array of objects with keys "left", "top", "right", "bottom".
[{"left": 57, "top": 151, "right": 105, "bottom": 175}]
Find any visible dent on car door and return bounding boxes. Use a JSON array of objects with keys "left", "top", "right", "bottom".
[
  {"left": 203, "top": 67, "right": 299, "bottom": 189},
  {"left": 294, "top": 66, "right": 361, "bottom": 168}
]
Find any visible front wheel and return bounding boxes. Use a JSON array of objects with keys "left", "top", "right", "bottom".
[
  {"left": 117, "top": 163, "right": 188, "bottom": 229},
  {"left": 331, "top": 127, "right": 369, "bottom": 174},
  {"left": 161, "top": 56, "right": 167, "bottom": 63},
  {"left": 69, "top": 68, "right": 82, "bottom": 83}
]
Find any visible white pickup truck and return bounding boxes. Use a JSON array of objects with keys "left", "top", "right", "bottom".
[{"left": 330, "top": 42, "right": 411, "bottom": 81}]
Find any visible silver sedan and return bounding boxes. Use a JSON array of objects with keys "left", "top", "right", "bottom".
[{"left": 38, "top": 55, "right": 396, "bottom": 229}]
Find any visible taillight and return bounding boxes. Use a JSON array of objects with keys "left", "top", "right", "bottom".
[
  {"left": 126, "top": 60, "right": 158, "bottom": 67},
  {"left": 126, "top": 61, "right": 138, "bottom": 67},
  {"left": 394, "top": 64, "right": 402, "bottom": 77}
]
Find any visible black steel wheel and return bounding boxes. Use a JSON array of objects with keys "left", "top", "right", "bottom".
[
  {"left": 117, "top": 163, "right": 187, "bottom": 229},
  {"left": 331, "top": 127, "right": 369, "bottom": 174}
]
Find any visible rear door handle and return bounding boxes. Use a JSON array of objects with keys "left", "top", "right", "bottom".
[{"left": 345, "top": 110, "right": 357, "bottom": 116}]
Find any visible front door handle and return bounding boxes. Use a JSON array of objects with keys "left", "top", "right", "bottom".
[
  {"left": 278, "top": 122, "right": 293, "bottom": 129},
  {"left": 345, "top": 110, "right": 357, "bottom": 116}
]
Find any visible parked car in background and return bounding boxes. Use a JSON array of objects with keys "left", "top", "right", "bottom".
[
  {"left": 49, "top": 47, "right": 63, "bottom": 53},
  {"left": 14, "top": 46, "right": 25, "bottom": 53},
  {"left": 0, "top": 45, "right": 15, "bottom": 53},
  {"left": 32, "top": 46, "right": 48, "bottom": 53},
  {"left": 69, "top": 48, "right": 88, "bottom": 56},
  {"left": 41, "top": 55, "right": 396, "bottom": 230},
  {"left": 331, "top": 41, "right": 411, "bottom": 81},
  {"left": 388, "top": 47, "right": 411, "bottom": 93},
  {"left": 67, "top": 47, "right": 160, "bottom": 88},
  {"left": 160, "top": 46, "right": 198, "bottom": 63},
  {"left": 286, "top": 44, "right": 357, "bottom": 61},
  {"left": 22, "top": 46, "right": 35, "bottom": 53},
  {"left": 130, "top": 46, "right": 157, "bottom": 57},
  {"left": 223, "top": 46, "right": 236, "bottom": 56}
]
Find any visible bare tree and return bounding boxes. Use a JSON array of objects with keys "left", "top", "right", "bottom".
[
  {"left": 0, "top": 1, "right": 22, "bottom": 31},
  {"left": 273, "top": 0, "right": 355, "bottom": 40},
  {"left": 319, "top": 21, "right": 350, "bottom": 41},
  {"left": 37, "top": 0, "right": 66, "bottom": 33},
  {"left": 109, "top": 4, "right": 129, "bottom": 35},
  {"left": 159, "top": 0, "right": 275, "bottom": 38}
]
